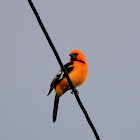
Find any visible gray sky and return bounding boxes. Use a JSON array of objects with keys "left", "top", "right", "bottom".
[{"left": 0, "top": 0, "right": 140, "bottom": 140}]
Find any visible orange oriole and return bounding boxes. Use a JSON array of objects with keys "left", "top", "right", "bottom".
[{"left": 47, "top": 50, "right": 88, "bottom": 122}]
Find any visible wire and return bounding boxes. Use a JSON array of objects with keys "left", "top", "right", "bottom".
[{"left": 27, "top": 1, "right": 101, "bottom": 140}]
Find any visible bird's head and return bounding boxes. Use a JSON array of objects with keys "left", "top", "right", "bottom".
[{"left": 69, "top": 50, "right": 86, "bottom": 63}]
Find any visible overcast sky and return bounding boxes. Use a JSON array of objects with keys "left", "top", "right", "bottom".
[{"left": 0, "top": 0, "right": 140, "bottom": 140}]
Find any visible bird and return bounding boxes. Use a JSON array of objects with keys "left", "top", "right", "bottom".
[{"left": 47, "top": 50, "right": 88, "bottom": 122}]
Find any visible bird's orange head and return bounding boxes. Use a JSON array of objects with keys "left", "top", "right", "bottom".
[{"left": 69, "top": 50, "right": 86, "bottom": 63}]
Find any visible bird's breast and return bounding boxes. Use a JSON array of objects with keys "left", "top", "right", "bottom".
[{"left": 55, "top": 61, "right": 88, "bottom": 97}]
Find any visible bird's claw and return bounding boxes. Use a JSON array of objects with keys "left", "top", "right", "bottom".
[{"left": 71, "top": 84, "right": 79, "bottom": 95}]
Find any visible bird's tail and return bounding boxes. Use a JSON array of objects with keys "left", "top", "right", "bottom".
[{"left": 53, "top": 94, "right": 60, "bottom": 123}]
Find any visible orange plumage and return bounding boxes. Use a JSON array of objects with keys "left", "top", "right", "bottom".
[{"left": 48, "top": 50, "right": 88, "bottom": 122}]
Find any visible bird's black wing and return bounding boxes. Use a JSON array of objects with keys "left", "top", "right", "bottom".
[{"left": 47, "top": 62, "right": 74, "bottom": 96}]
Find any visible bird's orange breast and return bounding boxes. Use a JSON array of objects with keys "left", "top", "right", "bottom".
[{"left": 55, "top": 61, "right": 88, "bottom": 96}]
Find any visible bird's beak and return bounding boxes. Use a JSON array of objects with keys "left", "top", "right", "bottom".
[{"left": 69, "top": 53, "right": 76, "bottom": 60}]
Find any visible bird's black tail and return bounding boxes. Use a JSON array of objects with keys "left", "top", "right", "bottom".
[{"left": 53, "top": 94, "right": 60, "bottom": 123}]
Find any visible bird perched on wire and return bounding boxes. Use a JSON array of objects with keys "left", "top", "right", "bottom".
[{"left": 47, "top": 50, "right": 88, "bottom": 122}]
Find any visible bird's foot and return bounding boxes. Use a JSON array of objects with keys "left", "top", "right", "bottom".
[{"left": 71, "top": 84, "right": 79, "bottom": 95}]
